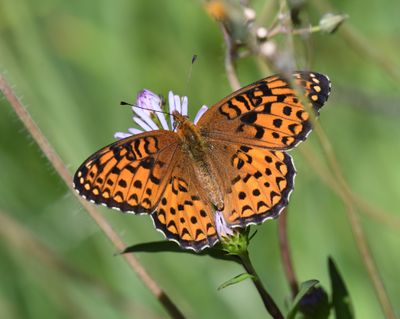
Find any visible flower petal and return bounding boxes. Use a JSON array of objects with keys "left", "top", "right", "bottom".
[
  {"left": 133, "top": 116, "right": 153, "bottom": 132},
  {"left": 154, "top": 108, "right": 170, "bottom": 130},
  {"left": 174, "top": 94, "right": 181, "bottom": 114},
  {"left": 194, "top": 105, "right": 208, "bottom": 124},
  {"left": 215, "top": 210, "right": 234, "bottom": 238},
  {"left": 114, "top": 132, "right": 132, "bottom": 140},
  {"left": 132, "top": 106, "right": 159, "bottom": 130},
  {"left": 168, "top": 91, "right": 176, "bottom": 129},
  {"left": 181, "top": 96, "right": 188, "bottom": 116},
  {"left": 128, "top": 127, "right": 143, "bottom": 135}
]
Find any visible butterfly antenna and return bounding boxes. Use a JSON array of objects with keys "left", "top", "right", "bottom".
[
  {"left": 120, "top": 100, "right": 171, "bottom": 117},
  {"left": 183, "top": 54, "right": 198, "bottom": 95}
]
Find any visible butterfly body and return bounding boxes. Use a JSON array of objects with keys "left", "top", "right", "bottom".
[
  {"left": 74, "top": 72, "right": 331, "bottom": 251},
  {"left": 174, "top": 111, "right": 225, "bottom": 211}
]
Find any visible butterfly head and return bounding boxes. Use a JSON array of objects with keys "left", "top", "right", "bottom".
[{"left": 171, "top": 110, "right": 190, "bottom": 130}]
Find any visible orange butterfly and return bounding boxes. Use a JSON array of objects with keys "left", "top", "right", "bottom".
[{"left": 73, "top": 72, "right": 331, "bottom": 251}]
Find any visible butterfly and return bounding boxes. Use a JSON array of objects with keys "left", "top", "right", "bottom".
[{"left": 73, "top": 72, "right": 331, "bottom": 251}]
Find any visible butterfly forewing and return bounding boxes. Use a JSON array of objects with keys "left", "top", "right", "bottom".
[
  {"left": 198, "top": 72, "right": 331, "bottom": 150},
  {"left": 73, "top": 131, "right": 180, "bottom": 213}
]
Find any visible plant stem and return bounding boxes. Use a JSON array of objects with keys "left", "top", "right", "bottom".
[
  {"left": 278, "top": 209, "right": 299, "bottom": 298},
  {"left": 239, "top": 251, "right": 284, "bottom": 319},
  {"left": 0, "top": 74, "right": 185, "bottom": 319},
  {"left": 220, "top": 23, "right": 241, "bottom": 91}
]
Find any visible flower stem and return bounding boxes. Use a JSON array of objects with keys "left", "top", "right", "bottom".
[{"left": 239, "top": 251, "right": 284, "bottom": 319}]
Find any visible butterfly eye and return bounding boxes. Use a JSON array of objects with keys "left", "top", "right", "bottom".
[{"left": 172, "top": 120, "right": 179, "bottom": 131}]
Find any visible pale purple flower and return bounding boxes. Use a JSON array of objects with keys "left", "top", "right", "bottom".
[
  {"left": 114, "top": 89, "right": 208, "bottom": 139},
  {"left": 215, "top": 210, "right": 234, "bottom": 239}
]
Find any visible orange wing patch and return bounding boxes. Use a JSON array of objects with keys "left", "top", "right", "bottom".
[
  {"left": 151, "top": 158, "right": 218, "bottom": 251},
  {"left": 73, "top": 131, "right": 179, "bottom": 213}
]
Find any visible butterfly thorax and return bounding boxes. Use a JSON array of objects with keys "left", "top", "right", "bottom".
[
  {"left": 174, "top": 112, "right": 205, "bottom": 155},
  {"left": 174, "top": 111, "right": 224, "bottom": 211}
]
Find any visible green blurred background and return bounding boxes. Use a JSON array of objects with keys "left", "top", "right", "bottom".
[{"left": 1, "top": 0, "right": 399, "bottom": 318}]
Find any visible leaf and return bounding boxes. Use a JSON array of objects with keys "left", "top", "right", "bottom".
[
  {"left": 287, "top": 280, "right": 319, "bottom": 319},
  {"left": 328, "top": 257, "right": 354, "bottom": 319},
  {"left": 120, "top": 241, "right": 241, "bottom": 264},
  {"left": 217, "top": 273, "right": 255, "bottom": 291}
]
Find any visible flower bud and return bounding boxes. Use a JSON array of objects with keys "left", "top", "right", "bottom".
[
  {"left": 256, "top": 27, "right": 268, "bottom": 41},
  {"left": 299, "top": 286, "right": 330, "bottom": 317},
  {"left": 243, "top": 8, "right": 256, "bottom": 23},
  {"left": 319, "top": 13, "right": 348, "bottom": 34}
]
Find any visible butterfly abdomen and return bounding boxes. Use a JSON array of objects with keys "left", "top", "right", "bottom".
[{"left": 176, "top": 117, "right": 224, "bottom": 211}]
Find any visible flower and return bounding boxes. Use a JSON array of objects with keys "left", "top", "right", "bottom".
[{"left": 114, "top": 89, "right": 208, "bottom": 139}]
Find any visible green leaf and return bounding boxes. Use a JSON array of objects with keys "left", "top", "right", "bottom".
[
  {"left": 287, "top": 280, "right": 319, "bottom": 319},
  {"left": 120, "top": 241, "right": 241, "bottom": 264},
  {"left": 217, "top": 273, "right": 255, "bottom": 291},
  {"left": 328, "top": 257, "right": 354, "bottom": 319}
]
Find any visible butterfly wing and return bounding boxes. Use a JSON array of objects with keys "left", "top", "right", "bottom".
[
  {"left": 151, "top": 151, "right": 219, "bottom": 251},
  {"left": 208, "top": 140, "right": 295, "bottom": 226},
  {"left": 198, "top": 72, "right": 331, "bottom": 150},
  {"left": 73, "top": 130, "right": 180, "bottom": 214}
]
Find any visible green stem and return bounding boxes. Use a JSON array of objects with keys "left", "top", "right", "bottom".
[{"left": 239, "top": 251, "right": 284, "bottom": 319}]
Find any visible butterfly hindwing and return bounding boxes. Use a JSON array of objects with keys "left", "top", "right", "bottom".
[
  {"left": 73, "top": 130, "right": 179, "bottom": 213},
  {"left": 208, "top": 140, "right": 295, "bottom": 226},
  {"left": 151, "top": 152, "right": 218, "bottom": 251},
  {"left": 198, "top": 72, "right": 331, "bottom": 150}
]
